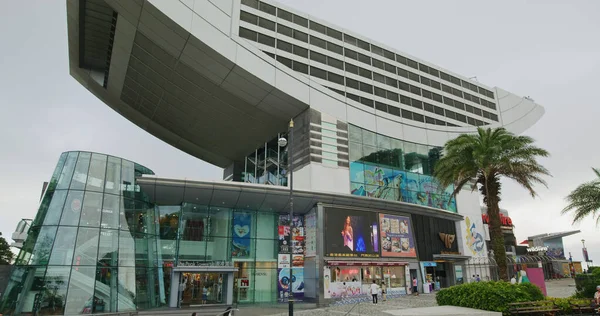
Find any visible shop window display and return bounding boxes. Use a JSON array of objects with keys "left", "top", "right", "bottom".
[{"left": 324, "top": 264, "right": 407, "bottom": 299}]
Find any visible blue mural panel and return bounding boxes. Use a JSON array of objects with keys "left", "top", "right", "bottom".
[
  {"left": 232, "top": 212, "right": 252, "bottom": 258},
  {"left": 349, "top": 162, "right": 365, "bottom": 183},
  {"left": 348, "top": 161, "right": 457, "bottom": 213},
  {"left": 350, "top": 182, "right": 366, "bottom": 196}
]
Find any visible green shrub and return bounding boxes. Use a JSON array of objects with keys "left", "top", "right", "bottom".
[
  {"left": 575, "top": 274, "right": 600, "bottom": 298},
  {"left": 546, "top": 297, "right": 593, "bottom": 314},
  {"left": 436, "top": 281, "right": 544, "bottom": 315}
]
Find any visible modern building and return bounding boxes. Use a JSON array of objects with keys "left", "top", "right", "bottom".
[
  {"left": 0, "top": 0, "right": 544, "bottom": 314},
  {"left": 519, "top": 230, "right": 582, "bottom": 279}
]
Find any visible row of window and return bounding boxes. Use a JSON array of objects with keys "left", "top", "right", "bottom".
[
  {"left": 241, "top": 28, "right": 494, "bottom": 127},
  {"left": 239, "top": 12, "right": 498, "bottom": 114},
  {"left": 240, "top": 0, "right": 496, "bottom": 101},
  {"left": 329, "top": 87, "right": 488, "bottom": 127}
]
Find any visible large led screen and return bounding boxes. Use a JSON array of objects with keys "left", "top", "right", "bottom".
[
  {"left": 379, "top": 214, "right": 417, "bottom": 258},
  {"left": 325, "top": 208, "right": 379, "bottom": 258}
]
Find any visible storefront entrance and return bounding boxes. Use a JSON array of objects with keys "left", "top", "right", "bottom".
[
  {"left": 179, "top": 273, "right": 225, "bottom": 306},
  {"left": 169, "top": 265, "right": 237, "bottom": 308}
]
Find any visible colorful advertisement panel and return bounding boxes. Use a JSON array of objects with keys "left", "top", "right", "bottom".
[
  {"left": 379, "top": 214, "right": 417, "bottom": 258},
  {"left": 277, "top": 268, "right": 304, "bottom": 300},
  {"left": 232, "top": 212, "right": 252, "bottom": 258},
  {"left": 325, "top": 208, "right": 379, "bottom": 258},
  {"left": 544, "top": 237, "right": 565, "bottom": 259},
  {"left": 277, "top": 215, "right": 305, "bottom": 301},
  {"left": 350, "top": 161, "right": 457, "bottom": 212}
]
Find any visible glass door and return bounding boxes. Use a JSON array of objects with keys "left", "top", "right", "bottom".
[{"left": 179, "top": 273, "right": 224, "bottom": 306}]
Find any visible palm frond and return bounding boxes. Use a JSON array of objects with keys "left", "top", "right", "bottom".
[{"left": 562, "top": 172, "right": 600, "bottom": 225}]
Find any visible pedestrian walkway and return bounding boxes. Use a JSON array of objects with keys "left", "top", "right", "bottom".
[{"left": 545, "top": 278, "right": 576, "bottom": 298}]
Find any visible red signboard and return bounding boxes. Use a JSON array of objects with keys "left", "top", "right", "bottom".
[{"left": 481, "top": 213, "right": 513, "bottom": 227}]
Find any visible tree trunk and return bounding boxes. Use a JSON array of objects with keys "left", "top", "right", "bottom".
[{"left": 481, "top": 175, "right": 509, "bottom": 281}]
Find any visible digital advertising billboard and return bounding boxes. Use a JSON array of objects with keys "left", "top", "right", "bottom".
[
  {"left": 325, "top": 208, "right": 379, "bottom": 258},
  {"left": 379, "top": 213, "right": 417, "bottom": 258}
]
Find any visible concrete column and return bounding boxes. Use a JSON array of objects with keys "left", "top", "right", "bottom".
[
  {"left": 169, "top": 271, "right": 180, "bottom": 308},
  {"left": 226, "top": 272, "right": 234, "bottom": 305},
  {"left": 316, "top": 203, "right": 326, "bottom": 307}
]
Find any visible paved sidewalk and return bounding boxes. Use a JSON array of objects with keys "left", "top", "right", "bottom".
[
  {"left": 545, "top": 278, "right": 576, "bottom": 298},
  {"left": 260, "top": 295, "right": 439, "bottom": 316}
]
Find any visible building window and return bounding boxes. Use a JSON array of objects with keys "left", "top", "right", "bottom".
[
  {"left": 257, "top": 34, "right": 275, "bottom": 47},
  {"left": 292, "top": 61, "right": 309, "bottom": 74},
  {"left": 293, "top": 14, "right": 308, "bottom": 27},
  {"left": 258, "top": 17, "right": 275, "bottom": 31},
  {"left": 309, "top": 21, "right": 327, "bottom": 34},
  {"left": 239, "top": 27, "right": 257, "bottom": 41},
  {"left": 293, "top": 30, "right": 308, "bottom": 42},
  {"left": 327, "top": 27, "right": 343, "bottom": 40},
  {"left": 258, "top": 2, "right": 276, "bottom": 15},
  {"left": 241, "top": 0, "right": 258, "bottom": 9},
  {"left": 292, "top": 45, "right": 308, "bottom": 58},
  {"left": 240, "top": 11, "right": 258, "bottom": 25},
  {"left": 277, "top": 8, "right": 293, "bottom": 22},
  {"left": 310, "top": 66, "right": 327, "bottom": 80}
]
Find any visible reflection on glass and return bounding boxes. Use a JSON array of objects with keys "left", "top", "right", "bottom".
[
  {"left": 159, "top": 206, "right": 180, "bottom": 240},
  {"left": 95, "top": 266, "right": 118, "bottom": 312},
  {"left": 119, "top": 231, "right": 135, "bottom": 267},
  {"left": 86, "top": 153, "right": 107, "bottom": 192},
  {"left": 49, "top": 227, "right": 78, "bottom": 266},
  {"left": 80, "top": 191, "right": 102, "bottom": 227},
  {"left": 104, "top": 156, "right": 122, "bottom": 195},
  {"left": 70, "top": 152, "right": 91, "bottom": 190},
  {"left": 41, "top": 266, "right": 71, "bottom": 315},
  {"left": 101, "top": 194, "right": 120, "bottom": 229},
  {"left": 60, "top": 190, "right": 84, "bottom": 226},
  {"left": 30, "top": 226, "right": 58, "bottom": 265},
  {"left": 43, "top": 190, "right": 68, "bottom": 226},
  {"left": 118, "top": 267, "right": 137, "bottom": 311},
  {"left": 64, "top": 266, "right": 96, "bottom": 315},
  {"left": 98, "top": 229, "right": 119, "bottom": 266},
  {"left": 56, "top": 152, "right": 78, "bottom": 190},
  {"left": 72, "top": 228, "right": 99, "bottom": 266}
]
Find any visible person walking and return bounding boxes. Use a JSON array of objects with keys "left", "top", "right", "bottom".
[
  {"left": 370, "top": 280, "right": 379, "bottom": 304},
  {"left": 381, "top": 281, "right": 387, "bottom": 301},
  {"left": 202, "top": 286, "right": 208, "bottom": 304},
  {"left": 412, "top": 277, "right": 419, "bottom": 296}
]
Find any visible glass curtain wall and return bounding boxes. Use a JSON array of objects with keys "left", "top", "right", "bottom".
[
  {"left": 348, "top": 125, "right": 457, "bottom": 212},
  {"left": 242, "top": 132, "right": 288, "bottom": 187},
  {"left": 0, "top": 151, "right": 160, "bottom": 315},
  {"left": 155, "top": 204, "right": 279, "bottom": 304}
]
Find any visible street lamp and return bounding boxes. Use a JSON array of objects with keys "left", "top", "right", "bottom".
[{"left": 279, "top": 118, "right": 294, "bottom": 316}]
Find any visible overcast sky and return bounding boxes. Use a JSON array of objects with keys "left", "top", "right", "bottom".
[{"left": 1, "top": 0, "right": 599, "bottom": 265}]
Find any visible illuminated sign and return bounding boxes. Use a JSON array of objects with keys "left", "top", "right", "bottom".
[
  {"left": 527, "top": 246, "right": 548, "bottom": 253},
  {"left": 481, "top": 213, "right": 513, "bottom": 228}
]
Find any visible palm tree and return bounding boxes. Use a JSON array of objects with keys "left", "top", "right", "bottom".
[
  {"left": 434, "top": 127, "right": 550, "bottom": 280},
  {"left": 562, "top": 168, "right": 600, "bottom": 225}
]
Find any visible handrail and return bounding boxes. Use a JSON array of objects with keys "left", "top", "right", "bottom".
[{"left": 344, "top": 302, "right": 360, "bottom": 316}]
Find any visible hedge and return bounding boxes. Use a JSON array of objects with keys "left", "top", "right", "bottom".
[
  {"left": 436, "top": 281, "right": 544, "bottom": 314},
  {"left": 547, "top": 297, "right": 594, "bottom": 314},
  {"left": 574, "top": 274, "right": 600, "bottom": 298}
]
